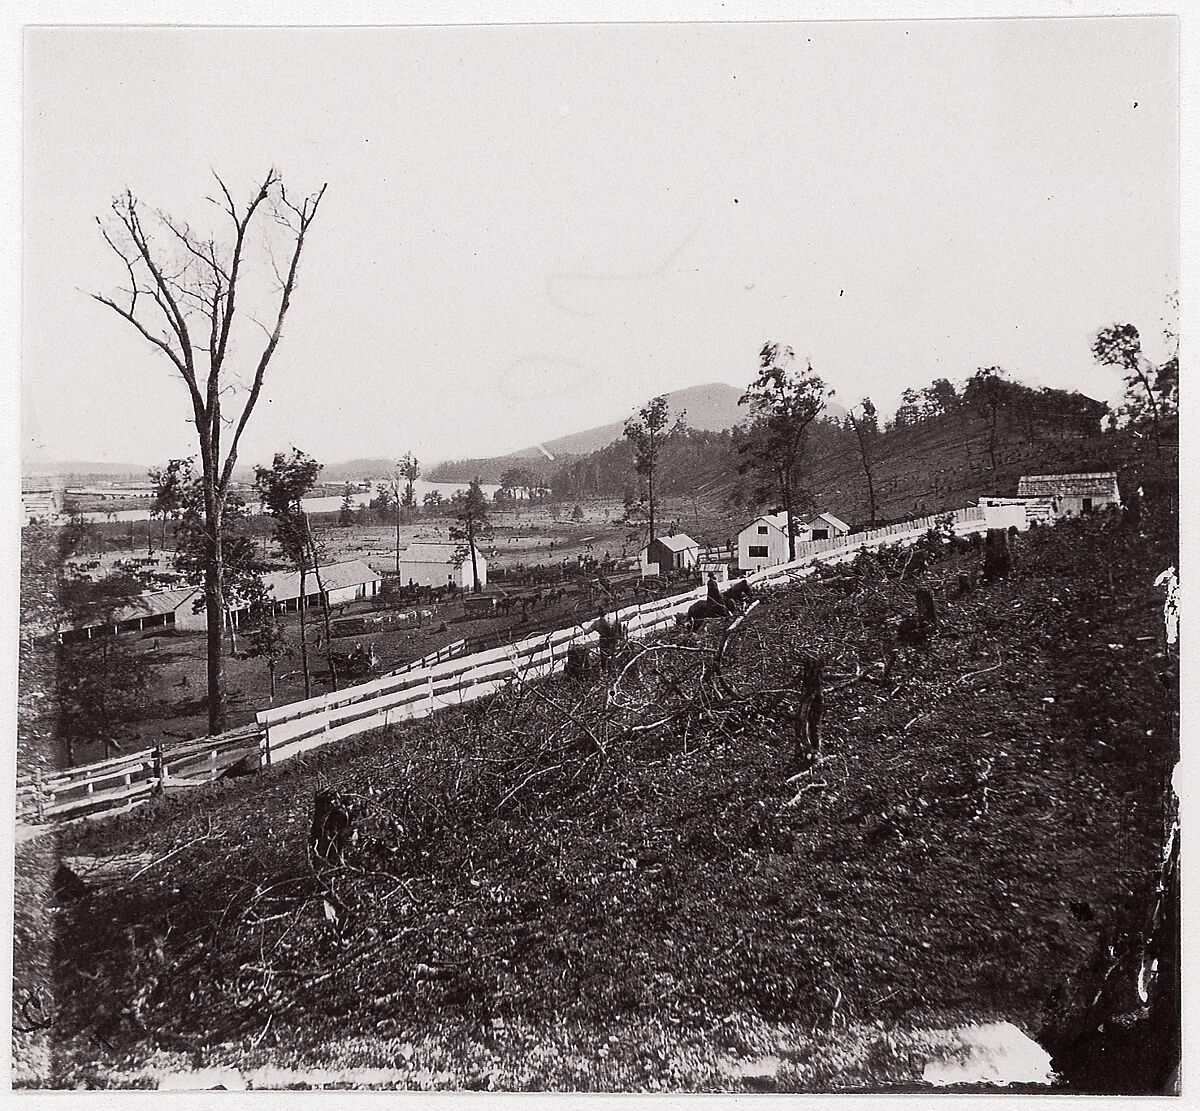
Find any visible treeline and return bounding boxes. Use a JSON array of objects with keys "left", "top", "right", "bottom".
[{"left": 433, "top": 372, "right": 1109, "bottom": 505}]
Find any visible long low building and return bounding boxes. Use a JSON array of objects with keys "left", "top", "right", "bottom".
[{"left": 58, "top": 559, "right": 381, "bottom": 643}]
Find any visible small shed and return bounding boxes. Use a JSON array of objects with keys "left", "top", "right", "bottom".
[
  {"left": 394, "top": 542, "right": 487, "bottom": 589},
  {"left": 1016, "top": 473, "right": 1121, "bottom": 518},
  {"left": 639, "top": 533, "right": 699, "bottom": 578}
]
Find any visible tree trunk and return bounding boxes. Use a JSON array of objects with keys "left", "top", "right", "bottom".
[
  {"left": 783, "top": 469, "right": 796, "bottom": 562},
  {"left": 226, "top": 607, "right": 238, "bottom": 657},
  {"left": 648, "top": 467, "right": 656, "bottom": 544},
  {"left": 204, "top": 524, "right": 227, "bottom": 735},
  {"left": 791, "top": 656, "right": 823, "bottom": 769},
  {"left": 268, "top": 660, "right": 276, "bottom": 703},
  {"left": 468, "top": 518, "right": 481, "bottom": 593},
  {"left": 983, "top": 528, "right": 1011, "bottom": 582},
  {"left": 308, "top": 544, "right": 340, "bottom": 689},
  {"left": 298, "top": 566, "right": 311, "bottom": 699}
]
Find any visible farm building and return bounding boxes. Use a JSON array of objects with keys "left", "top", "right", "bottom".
[
  {"left": 57, "top": 588, "right": 202, "bottom": 644},
  {"left": 1016, "top": 473, "right": 1121, "bottom": 518},
  {"left": 391, "top": 543, "right": 487, "bottom": 589},
  {"left": 57, "top": 559, "right": 383, "bottom": 643},
  {"left": 261, "top": 559, "right": 383, "bottom": 612},
  {"left": 737, "top": 511, "right": 851, "bottom": 572},
  {"left": 21, "top": 488, "right": 63, "bottom": 525},
  {"left": 639, "top": 533, "right": 699, "bottom": 577},
  {"left": 979, "top": 497, "right": 1040, "bottom": 531}
]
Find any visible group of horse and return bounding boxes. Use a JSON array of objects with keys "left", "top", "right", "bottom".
[
  {"left": 494, "top": 586, "right": 570, "bottom": 616},
  {"left": 386, "top": 582, "right": 458, "bottom": 606}
]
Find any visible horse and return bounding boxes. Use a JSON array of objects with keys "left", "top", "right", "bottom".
[
  {"left": 723, "top": 577, "right": 756, "bottom": 612},
  {"left": 678, "top": 579, "right": 756, "bottom": 631},
  {"left": 678, "top": 598, "right": 730, "bottom": 631}
]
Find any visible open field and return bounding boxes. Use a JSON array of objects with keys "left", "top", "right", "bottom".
[
  {"left": 14, "top": 497, "right": 1178, "bottom": 1090},
  {"left": 45, "top": 496, "right": 734, "bottom": 760}
]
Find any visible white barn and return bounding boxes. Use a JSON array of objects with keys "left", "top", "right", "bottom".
[
  {"left": 737, "top": 511, "right": 851, "bottom": 572},
  {"left": 262, "top": 559, "right": 382, "bottom": 612},
  {"left": 393, "top": 542, "right": 487, "bottom": 589}
]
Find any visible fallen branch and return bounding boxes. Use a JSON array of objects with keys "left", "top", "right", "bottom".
[{"left": 122, "top": 825, "right": 214, "bottom": 887}]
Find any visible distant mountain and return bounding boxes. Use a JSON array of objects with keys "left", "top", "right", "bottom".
[
  {"left": 429, "top": 381, "right": 850, "bottom": 482},
  {"left": 508, "top": 381, "right": 847, "bottom": 461}
]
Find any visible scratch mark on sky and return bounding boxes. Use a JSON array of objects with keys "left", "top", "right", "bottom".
[{"left": 545, "top": 220, "right": 705, "bottom": 318}]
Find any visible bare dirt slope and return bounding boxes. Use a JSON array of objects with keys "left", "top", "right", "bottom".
[{"left": 15, "top": 499, "right": 1177, "bottom": 1091}]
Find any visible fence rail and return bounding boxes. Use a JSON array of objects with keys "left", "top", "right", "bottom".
[{"left": 19, "top": 505, "right": 991, "bottom": 831}]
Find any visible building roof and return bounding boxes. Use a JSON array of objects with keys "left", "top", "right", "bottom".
[
  {"left": 395, "top": 543, "right": 484, "bottom": 567},
  {"left": 810, "top": 512, "right": 851, "bottom": 533},
  {"left": 645, "top": 533, "right": 699, "bottom": 553},
  {"left": 261, "top": 558, "right": 382, "bottom": 602},
  {"left": 750, "top": 512, "right": 789, "bottom": 533},
  {"left": 60, "top": 587, "right": 199, "bottom": 632},
  {"left": 743, "top": 511, "right": 850, "bottom": 535},
  {"left": 1017, "top": 472, "right": 1119, "bottom": 498}
]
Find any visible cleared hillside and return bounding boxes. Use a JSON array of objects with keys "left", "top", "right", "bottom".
[{"left": 17, "top": 494, "right": 1178, "bottom": 1091}]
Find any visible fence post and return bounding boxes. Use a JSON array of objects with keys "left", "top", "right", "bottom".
[
  {"left": 33, "top": 771, "right": 45, "bottom": 824},
  {"left": 262, "top": 726, "right": 272, "bottom": 768}
]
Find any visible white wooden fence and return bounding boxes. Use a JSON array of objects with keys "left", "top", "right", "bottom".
[{"left": 18, "top": 506, "right": 988, "bottom": 830}]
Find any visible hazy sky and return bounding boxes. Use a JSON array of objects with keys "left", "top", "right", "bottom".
[{"left": 22, "top": 16, "right": 1178, "bottom": 470}]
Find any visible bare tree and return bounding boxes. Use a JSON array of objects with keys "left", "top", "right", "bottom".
[
  {"left": 846, "top": 399, "right": 880, "bottom": 526},
  {"left": 92, "top": 170, "right": 326, "bottom": 734}
]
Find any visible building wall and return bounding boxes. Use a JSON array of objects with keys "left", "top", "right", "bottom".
[
  {"left": 737, "top": 521, "right": 789, "bottom": 572},
  {"left": 174, "top": 595, "right": 207, "bottom": 632},
  {"left": 981, "top": 500, "right": 1030, "bottom": 531},
  {"left": 640, "top": 542, "right": 698, "bottom": 576},
  {"left": 326, "top": 580, "right": 380, "bottom": 606},
  {"left": 1054, "top": 494, "right": 1118, "bottom": 518},
  {"left": 397, "top": 556, "right": 487, "bottom": 589}
]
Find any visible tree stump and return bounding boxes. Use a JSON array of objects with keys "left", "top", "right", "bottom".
[
  {"left": 982, "top": 527, "right": 1011, "bottom": 582},
  {"left": 791, "top": 656, "right": 824, "bottom": 770},
  {"left": 564, "top": 645, "right": 591, "bottom": 679},
  {"left": 914, "top": 587, "right": 938, "bottom": 631},
  {"left": 956, "top": 572, "right": 975, "bottom": 597},
  {"left": 310, "top": 789, "right": 356, "bottom": 866}
]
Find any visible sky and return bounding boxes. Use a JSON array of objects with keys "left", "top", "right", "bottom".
[{"left": 20, "top": 15, "right": 1179, "bottom": 471}]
